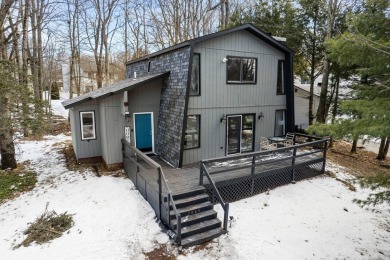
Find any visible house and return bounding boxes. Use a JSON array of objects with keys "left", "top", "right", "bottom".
[
  {"left": 62, "top": 24, "right": 295, "bottom": 169},
  {"left": 294, "top": 75, "right": 352, "bottom": 129}
]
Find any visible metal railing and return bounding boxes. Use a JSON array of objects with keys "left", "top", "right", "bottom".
[
  {"left": 121, "top": 139, "right": 182, "bottom": 243},
  {"left": 199, "top": 163, "right": 229, "bottom": 231},
  {"left": 199, "top": 134, "right": 329, "bottom": 203}
]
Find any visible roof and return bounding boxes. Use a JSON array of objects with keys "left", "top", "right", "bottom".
[
  {"left": 126, "top": 23, "right": 294, "bottom": 65},
  {"left": 295, "top": 86, "right": 321, "bottom": 97},
  {"left": 62, "top": 72, "right": 169, "bottom": 109}
]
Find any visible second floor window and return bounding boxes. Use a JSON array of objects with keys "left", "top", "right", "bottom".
[
  {"left": 277, "top": 60, "right": 285, "bottom": 94},
  {"left": 190, "top": 53, "right": 200, "bottom": 96},
  {"left": 227, "top": 57, "right": 256, "bottom": 83}
]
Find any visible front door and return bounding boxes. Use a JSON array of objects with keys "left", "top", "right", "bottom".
[
  {"left": 227, "top": 115, "right": 242, "bottom": 155},
  {"left": 134, "top": 113, "right": 154, "bottom": 153}
]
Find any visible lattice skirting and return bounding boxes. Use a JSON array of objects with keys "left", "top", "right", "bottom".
[{"left": 205, "top": 158, "right": 325, "bottom": 203}]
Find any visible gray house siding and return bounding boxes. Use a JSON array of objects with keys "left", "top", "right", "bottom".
[
  {"left": 99, "top": 94, "right": 127, "bottom": 166},
  {"left": 183, "top": 31, "right": 288, "bottom": 165},
  {"left": 70, "top": 100, "right": 102, "bottom": 159},
  {"left": 126, "top": 47, "right": 191, "bottom": 167},
  {"left": 127, "top": 79, "right": 162, "bottom": 147}
]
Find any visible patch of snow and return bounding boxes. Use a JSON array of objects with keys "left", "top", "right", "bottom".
[
  {"left": 179, "top": 176, "right": 390, "bottom": 259},
  {"left": 50, "top": 92, "right": 69, "bottom": 119},
  {"left": 0, "top": 134, "right": 167, "bottom": 259}
]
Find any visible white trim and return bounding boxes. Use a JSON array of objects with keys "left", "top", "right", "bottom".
[
  {"left": 133, "top": 112, "right": 155, "bottom": 154},
  {"left": 80, "top": 111, "right": 96, "bottom": 140},
  {"left": 226, "top": 115, "right": 242, "bottom": 155}
]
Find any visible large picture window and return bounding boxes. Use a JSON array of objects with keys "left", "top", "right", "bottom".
[
  {"left": 184, "top": 115, "right": 200, "bottom": 149},
  {"left": 80, "top": 111, "right": 96, "bottom": 140},
  {"left": 190, "top": 53, "right": 200, "bottom": 96},
  {"left": 277, "top": 60, "right": 285, "bottom": 94},
  {"left": 227, "top": 57, "right": 256, "bottom": 83},
  {"left": 274, "top": 110, "right": 286, "bottom": 137}
]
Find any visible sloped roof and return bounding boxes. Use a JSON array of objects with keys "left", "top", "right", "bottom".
[
  {"left": 126, "top": 23, "right": 294, "bottom": 65},
  {"left": 62, "top": 72, "right": 169, "bottom": 109}
]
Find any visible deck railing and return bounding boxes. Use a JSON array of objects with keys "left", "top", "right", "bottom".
[
  {"left": 199, "top": 134, "right": 329, "bottom": 203},
  {"left": 121, "top": 139, "right": 182, "bottom": 243},
  {"left": 199, "top": 163, "right": 229, "bottom": 231}
]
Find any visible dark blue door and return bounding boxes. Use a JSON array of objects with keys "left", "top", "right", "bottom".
[{"left": 135, "top": 113, "right": 153, "bottom": 152}]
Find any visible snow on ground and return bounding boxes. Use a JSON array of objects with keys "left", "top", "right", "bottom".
[
  {"left": 50, "top": 92, "right": 69, "bottom": 119},
  {"left": 180, "top": 166, "right": 390, "bottom": 259},
  {"left": 1, "top": 97, "right": 389, "bottom": 259}
]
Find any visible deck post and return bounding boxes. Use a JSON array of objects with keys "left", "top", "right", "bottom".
[
  {"left": 292, "top": 146, "right": 297, "bottom": 182},
  {"left": 223, "top": 203, "right": 229, "bottom": 230},
  {"left": 158, "top": 168, "right": 162, "bottom": 220},
  {"left": 168, "top": 194, "right": 171, "bottom": 225},
  {"left": 322, "top": 140, "right": 328, "bottom": 173},
  {"left": 199, "top": 162, "right": 204, "bottom": 186}
]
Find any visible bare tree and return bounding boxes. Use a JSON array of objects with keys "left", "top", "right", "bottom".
[{"left": 81, "top": 0, "right": 120, "bottom": 89}]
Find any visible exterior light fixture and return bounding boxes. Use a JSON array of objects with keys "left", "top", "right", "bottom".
[
  {"left": 258, "top": 112, "right": 264, "bottom": 120},
  {"left": 222, "top": 57, "right": 228, "bottom": 63},
  {"left": 220, "top": 114, "right": 226, "bottom": 124}
]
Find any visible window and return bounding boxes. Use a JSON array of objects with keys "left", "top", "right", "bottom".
[
  {"left": 277, "top": 60, "right": 285, "bottom": 94},
  {"left": 227, "top": 57, "right": 256, "bottom": 83},
  {"left": 274, "top": 110, "right": 286, "bottom": 137},
  {"left": 241, "top": 114, "right": 255, "bottom": 153},
  {"left": 80, "top": 111, "right": 96, "bottom": 140},
  {"left": 184, "top": 115, "right": 200, "bottom": 149},
  {"left": 190, "top": 53, "right": 200, "bottom": 96}
]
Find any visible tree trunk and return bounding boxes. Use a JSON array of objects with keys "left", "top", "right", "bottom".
[
  {"left": 351, "top": 137, "right": 358, "bottom": 153},
  {"left": 376, "top": 137, "right": 386, "bottom": 160},
  {"left": 384, "top": 138, "right": 390, "bottom": 159},
  {"left": 331, "top": 75, "right": 340, "bottom": 124}
]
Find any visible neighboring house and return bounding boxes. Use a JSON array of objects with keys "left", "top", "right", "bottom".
[
  {"left": 62, "top": 24, "right": 295, "bottom": 169},
  {"left": 294, "top": 86, "right": 320, "bottom": 130},
  {"left": 294, "top": 75, "right": 351, "bottom": 129},
  {"left": 62, "top": 57, "right": 121, "bottom": 94}
]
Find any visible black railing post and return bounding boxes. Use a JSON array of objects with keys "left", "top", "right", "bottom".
[
  {"left": 158, "top": 168, "right": 162, "bottom": 220},
  {"left": 322, "top": 140, "right": 328, "bottom": 173},
  {"left": 223, "top": 203, "right": 229, "bottom": 231},
  {"left": 177, "top": 214, "right": 182, "bottom": 243},
  {"left": 251, "top": 155, "right": 256, "bottom": 195},
  {"left": 168, "top": 194, "right": 171, "bottom": 225},
  {"left": 199, "top": 162, "right": 204, "bottom": 186},
  {"left": 292, "top": 146, "right": 297, "bottom": 182}
]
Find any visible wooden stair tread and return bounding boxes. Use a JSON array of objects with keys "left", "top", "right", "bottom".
[
  {"left": 171, "top": 209, "right": 217, "bottom": 227},
  {"left": 170, "top": 201, "right": 213, "bottom": 216},
  {"left": 181, "top": 227, "right": 224, "bottom": 247},
  {"left": 181, "top": 218, "right": 221, "bottom": 236},
  {"left": 174, "top": 193, "right": 209, "bottom": 205}
]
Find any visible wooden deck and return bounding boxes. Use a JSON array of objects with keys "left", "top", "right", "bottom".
[{"left": 137, "top": 150, "right": 322, "bottom": 194}]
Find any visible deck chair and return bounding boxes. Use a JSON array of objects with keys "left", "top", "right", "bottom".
[
  {"left": 260, "top": 137, "right": 277, "bottom": 151},
  {"left": 284, "top": 132, "right": 295, "bottom": 147}
]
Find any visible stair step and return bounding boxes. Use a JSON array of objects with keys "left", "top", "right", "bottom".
[
  {"left": 171, "top": 209, "right": 217, "bottom": 229},
  {"left": 170, "top": 201, "right": 213, "bottom": 219},
  {"left": 172, "top": 193, "right": 210, "bottom": 209},
  {"left": 181, "top": 227, "right": 224, "bottom": 247},
  {"left": 181, "top": 218, "right": 221, "bottom": 238},
  {"left": 170, "top": 186, "right": 206, "bottom": 201}
]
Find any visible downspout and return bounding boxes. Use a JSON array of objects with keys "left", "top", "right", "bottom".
[{"left": 178, "top": 44, "right": 195, "bottom": 168}]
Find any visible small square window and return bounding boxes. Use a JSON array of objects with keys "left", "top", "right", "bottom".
[
  {"left": 227, "top": 57, "right": 256, "bottom": 83},
  {"left": 80, "top": 111, "right": 96, "bottom": 140},
  {"left": 184, "top": 115, "right": 200, "bottom": 149}
]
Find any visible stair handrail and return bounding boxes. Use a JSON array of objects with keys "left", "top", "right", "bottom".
[
  {"left": 158, "top": 167, "right": 182, "bottom": 243},
  {"left": 200, "top": 162, "right": 229, "bottom": 231},
  {"left": 121, "top": 139, "right": 181, "bottom": 243}
]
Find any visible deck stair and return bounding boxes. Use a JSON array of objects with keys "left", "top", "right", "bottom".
[{"left": 166, "top": 186, "right": 224, "bottom": 247}]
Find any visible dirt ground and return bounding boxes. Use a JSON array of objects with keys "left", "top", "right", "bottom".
[{"left": 327, "top": 140, "right": 390, "bottom": 177}]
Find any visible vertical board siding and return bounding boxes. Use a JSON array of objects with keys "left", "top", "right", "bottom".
[
  {"left": 99, "top": 94, "right": 126, "bottom": 165},
  {"left": 184, "top": 30, "right": 288, "bottom": 165},
  {"left": 127, "top": 79, "right": 162, "bottom": 146},
  {"left": 72, "top": 100, "right": 102, "bottom": 159}
]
